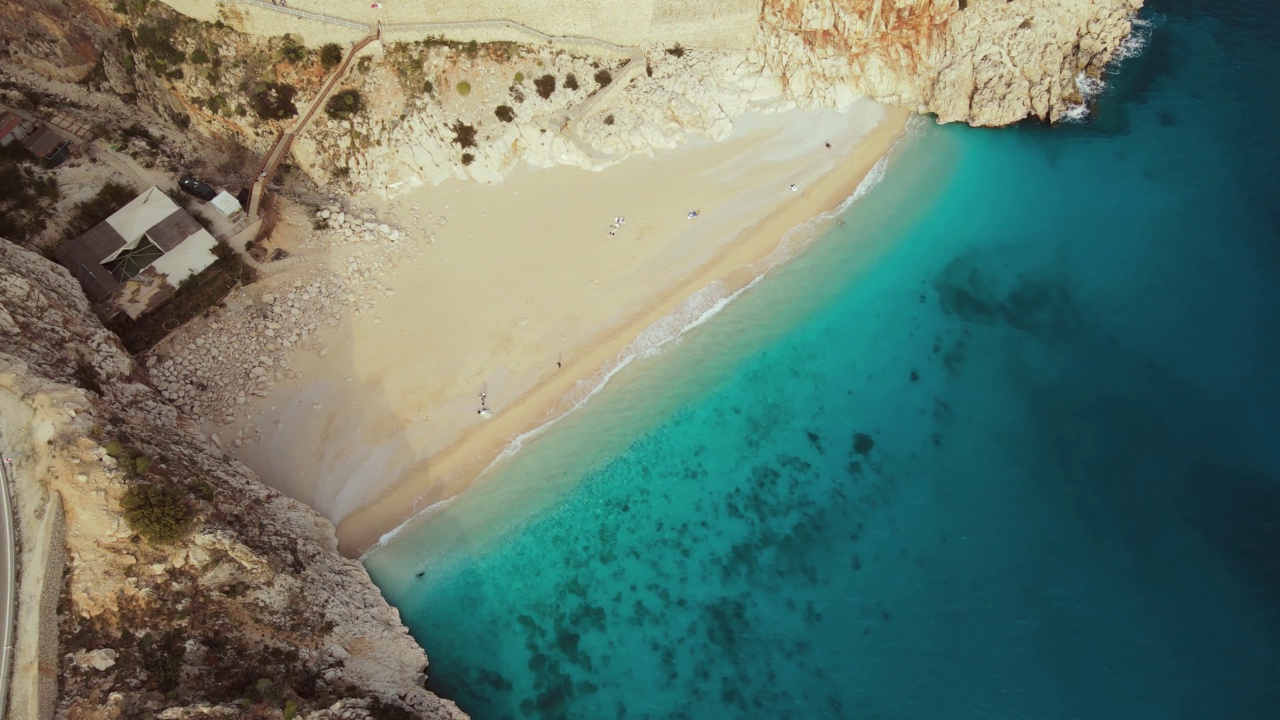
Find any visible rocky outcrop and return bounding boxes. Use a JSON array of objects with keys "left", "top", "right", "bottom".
[
  {"left": 0, "top": 238, "right": 464, "bottom": 718},
  {"left": 755, "top": 0, "right": 1145, "bottom": 125}
]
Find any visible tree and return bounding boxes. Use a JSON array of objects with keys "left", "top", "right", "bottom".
[
  {"left": 594, "top": 69, "right": 612, "bottom": 87},
  {"left": 319, "top": 43, "right": 343, "bottom": 69},
  {"left": 324, "top": 89, "right": 364, "bottom": 120},
  {"left": 280, "top": 34, "right": 307, "bottom": 63},
  {"left": 122, "top": 482, "right": 193, "bottom": 544},
  {"left": 534, "top": 74, "right": 556, "bottom": 99},
  {"left": 494, "top": 105, "right": 515, "bottom": 122}
]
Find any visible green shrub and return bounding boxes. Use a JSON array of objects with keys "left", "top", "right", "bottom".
[
  {"left": 514, "top": 72, "right": 524, "bottom": 83},
  {"left": 564, "top": 73, "right": 579, "bottom": 91},
  {"left": 494, "top": 105, "right": 515, "bottom": 122},
  {"left": 134, "top": 456, "right": 151, "bottom": 475},
  {"left": 356, "top": 56, "right": 372, "bottom": 73},
  {"left": 456, "top": 80, "right": 470, "bottom": 96},
  {"left": 324, "top": 89, "right": 364, "bottom": 120},
  {"left": 279, "top": 34, "right": 307, "bottom": 63},
  {"left": 319, "top": 43, "right": 343, "bottom": 69},
  {"left": 534, "top": 74, "right": 555, "bottom": 99},
  {"left": 461, "top": 153, "right": 474, "bottom": 166},
  {"left": 423, "top": 79, "right": 435, "bottom": 94},
  {"left": 595, "top": 68, "right": 612, "bottom": 87},
  {"left": 121, "top": 482, "right": 193, "bottom": 544},
  {"left": 248, "top": 81, "right": 298, "bottom": 121},
  {"left": 190, "top": 48, "right": 210, "bottom": 65}
]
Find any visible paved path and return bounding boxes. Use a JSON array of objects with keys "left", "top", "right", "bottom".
[{"left": 0, "top": 432, "right": 16, "bottom": 720}]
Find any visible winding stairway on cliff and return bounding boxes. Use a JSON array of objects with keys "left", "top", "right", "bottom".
[{"left": 248, "top": 24, "right": 382, "bottom": 219}]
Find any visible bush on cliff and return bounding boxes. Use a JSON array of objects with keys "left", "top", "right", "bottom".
[
  {"left": 319, "top": 43, "right": 344, "bottom": 69},
  {"left": 249, "top": 81, "right": 298, "bottom": 121},
  {"left": 280, "top": 34, "right": 308, "bottom": 63},
  {"left": 450, "top": 120, "right": 478, "bottom": 149},
  {"left": 534, "top": 74, "right": 556, "bottom": 99},
  {"left": 122, "top": 482, "right": 193, "bottom": 544},
  {"left": 324, "top": 89, "right": 364, "bottom": 120}
]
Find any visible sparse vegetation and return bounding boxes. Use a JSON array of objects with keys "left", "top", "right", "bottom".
[
  {"left": 604, "top": 114, "right": 615, "bottom": 125},
  {"left": 319, "top": 43, "right": 343, "bottom": 69},
  {"left": 564, "top": 73, "right": 579, "bottom": 91},
  {"left": 534, "top": 74, "right": 556, "bottom": 99},
  {"left": 66, "top": 181, "right": 136, "bottom": 239},
  {"left": 324, "top": 89, "right": 364, "bottom": 120},
  {"left": 189, "top": 48, "right": 210, "bottom": 65},
  {"left": 121, "top": 482, "right": 193, "bottom": 544},
  {"left": 461, "top": 153, "right": 475, "bottom": 166},
  {"left": 514, "top": 72, "right": 524, "bottom": 82},
  {"left": 665, "top": 43, "right": 686, "bottom": 58},
  {"left": 456, "top": 81, "right": 471, "bottom": 96},
  {"left": 423, "top": 79, "right": 435, "bottom": 94},
  {"left": 495, "top": 105, "right": 515, "bottom": 122},
  {"left": 450, "top": 120, "right": 478, "bottom": 149},
  {"left": 595, "top": 68, "right": 613, "bottom": 87},
  {"left": 0, "top": 143, "right": 60, "bottom": 243},
  {"left": 356, "top": 56, "right": 372, "bottom": 73}
]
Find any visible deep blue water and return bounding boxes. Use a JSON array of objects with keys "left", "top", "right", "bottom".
[{"left": 368, "top": 2, "right": 1280, "bottom": 718}]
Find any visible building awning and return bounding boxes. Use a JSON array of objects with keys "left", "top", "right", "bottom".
[{"left": 210, "top": 190, "right": 244, "bottom": 218}]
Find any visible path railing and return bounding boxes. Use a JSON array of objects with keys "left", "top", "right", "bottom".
[{"left": 0, "top": 431, "right": 17, "bottom": 720}]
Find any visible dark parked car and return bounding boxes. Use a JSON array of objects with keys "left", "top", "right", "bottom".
[{"left": 179, "top": 174, "right": 216, "bottom": 202}]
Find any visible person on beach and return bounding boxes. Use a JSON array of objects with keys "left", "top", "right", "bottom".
[
  {"left": 825, "top": 142, "right": 832, "bottom": 149},
  {"left": 789, "top": 184, "right": 798, "bottom": 192}
]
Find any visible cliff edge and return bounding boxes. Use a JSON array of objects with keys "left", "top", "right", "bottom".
[{"left": 0, "top": 239, "right": 464, "bottom": 718}]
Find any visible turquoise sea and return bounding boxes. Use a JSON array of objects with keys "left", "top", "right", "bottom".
[{"left": 368, "top": 1, "right": 1280, "bottom": 717}]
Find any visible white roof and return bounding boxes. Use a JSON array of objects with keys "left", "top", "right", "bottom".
[
  {"left": 105, "top": 186, "right": 180, "bottom": 244},
  {"left": 211, "top": 190, "right": 243, "bottom": 217},
  {"left": 151, "top": 227, "right": 219, "bottom": 285}
]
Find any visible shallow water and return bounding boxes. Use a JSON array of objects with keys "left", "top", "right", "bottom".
[{"left": 368, "top": 2, "right": 1280, "bottom": 717}]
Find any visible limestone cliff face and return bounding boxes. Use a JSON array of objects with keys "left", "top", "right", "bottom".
[
  {"left": 754, "top": 0, "right": 1145, "bottom": 125},
  {"left": 0, "top": 239, "right": 464, "bottom": 719}
]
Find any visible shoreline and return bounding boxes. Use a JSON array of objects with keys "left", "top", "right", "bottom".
[{"left": 333, "top": 105, "right": 912, "bottom": 556}]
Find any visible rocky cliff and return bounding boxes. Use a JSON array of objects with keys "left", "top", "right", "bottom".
[
  {"left": 755, "top": 0, "right": 1145, "bottom": 125},
  {"left": 0, "top": 238, "right": 464, "bottom": 718}
]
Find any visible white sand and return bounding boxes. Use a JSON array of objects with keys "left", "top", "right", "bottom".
[{"left": 225, "top": 100, "right": 911, "bottom": 556}]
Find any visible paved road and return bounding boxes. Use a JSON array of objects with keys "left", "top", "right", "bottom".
[{"left": 0, "top": 432, "right": 16, "bottom": 720}]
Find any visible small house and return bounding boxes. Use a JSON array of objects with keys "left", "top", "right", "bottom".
[
  {"left": 19, "top": 123, "right": 72, "bottom": 165},
  {"left": 0, "top": 112, "right": 33, "bottom": 147},
  {"left": 55, "top": 186, "right": 221, "bottom": 319},
  {"left": 210, "top": 190, "right": 246, "bottom": 225}
]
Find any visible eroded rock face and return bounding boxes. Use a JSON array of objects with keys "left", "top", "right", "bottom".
[
  {"left": 0, "top": 238, "right": 464, "bottom": 719},
  {"left": 755, "top": 0, "right": 1145, "bottom": 125}
]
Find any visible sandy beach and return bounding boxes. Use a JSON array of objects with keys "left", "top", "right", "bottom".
[{"left": 220, "top": 100, "right": 910, "bottom": 556}]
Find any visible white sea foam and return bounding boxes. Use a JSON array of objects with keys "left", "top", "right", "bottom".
[
  {"left": 363, "top": 121, "right": 912, "bottom": 556},
  {"left": 362, "top": 495, "right": 459, "bottom": 560},
  {"left": 1063, "top": 12, "right": 1152, "bottom": 122}
]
